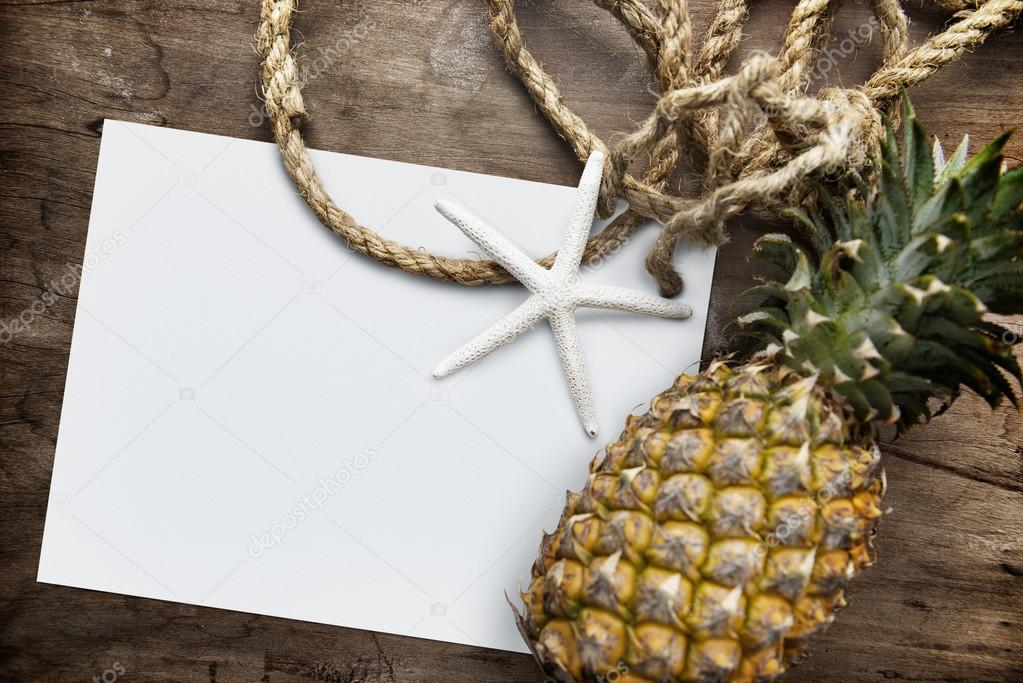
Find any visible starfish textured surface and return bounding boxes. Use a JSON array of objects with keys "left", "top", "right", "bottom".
[{"left": 432, "top": 151, "right": 692, "bottom": 437}]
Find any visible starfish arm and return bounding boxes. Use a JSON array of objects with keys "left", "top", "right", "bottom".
[
  {"left": 552, "top": 151, "right": 605, "bottom": 279},
  {"left": 574, "top": 282, "right": 693, "bottom": 319},
  {"left": 434, "top": 199, "right": 547, "bottom": 291},
  {"left": 433, "top": 297, "right": 545, "bottom": 378},
  {"left": 547, "top": 309, "right": 599, "bottom": 437}
]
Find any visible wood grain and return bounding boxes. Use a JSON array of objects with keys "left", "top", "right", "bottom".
[{"left": 1, "top": 1, "right": 1021, "bottom": 681}]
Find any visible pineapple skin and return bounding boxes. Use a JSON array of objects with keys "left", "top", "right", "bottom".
[{"left": 518, "top": 361, "right": 885, "bottom": 683}]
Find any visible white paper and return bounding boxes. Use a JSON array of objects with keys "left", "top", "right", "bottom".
[{"left": 38, "top": 120, "right": 717, "bottom": 653}]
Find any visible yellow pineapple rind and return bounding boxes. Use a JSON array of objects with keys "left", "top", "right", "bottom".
[{"left": 518, "top": 362, "right": 885, "bottom": 683}]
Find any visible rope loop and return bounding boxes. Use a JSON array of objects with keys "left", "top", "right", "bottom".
[{"left": 257, "top": 0, "right": 1021, "bottom": 295}]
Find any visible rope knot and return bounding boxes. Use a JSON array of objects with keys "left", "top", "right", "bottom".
[{"left": 822, "top": 87, "right": 884, "bottom": 172}]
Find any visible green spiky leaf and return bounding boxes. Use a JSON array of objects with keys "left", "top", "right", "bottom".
[{"left": 765, "top": 98, "right": 1023, "bottom": 429}]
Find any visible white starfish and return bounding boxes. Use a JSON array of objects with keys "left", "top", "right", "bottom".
[{"left": 432, "top": 151, "right": 692, "bottom": 437}]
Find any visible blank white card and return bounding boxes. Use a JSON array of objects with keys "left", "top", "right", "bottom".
[{"left": 38, "top": 120, "right": 717, "bottom": 653}]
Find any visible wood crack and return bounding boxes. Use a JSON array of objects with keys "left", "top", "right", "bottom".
[
  {"left": 0, "top": 193, "right": 90, "bottom": 211},
  {"left": 0, "top": 121, "right": 97, "bottom": 140},
  {"left": 882, "top": 443, "right": 1023, "bottom": 495}
]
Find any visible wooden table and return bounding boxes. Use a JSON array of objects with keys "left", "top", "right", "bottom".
[{"left": 2, "top": 1, "right": 1021, "bottom": 681}]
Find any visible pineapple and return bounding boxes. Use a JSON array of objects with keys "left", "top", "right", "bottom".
[{"left": 516, "top": 101, "right": 1023, "bottom": 682}]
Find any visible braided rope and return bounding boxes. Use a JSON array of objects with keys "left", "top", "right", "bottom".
[{"left": 256, "top": 0, "right": 1021, "bottom": 294}]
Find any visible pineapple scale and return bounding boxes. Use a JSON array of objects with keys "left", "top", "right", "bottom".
[{"left": 517, "top": 361, "right": 886, "bottom": 683}]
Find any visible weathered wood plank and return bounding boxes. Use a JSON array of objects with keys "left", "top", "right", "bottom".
[{"left": 1, "top": 0, "right": 1021, "bottom": 681}]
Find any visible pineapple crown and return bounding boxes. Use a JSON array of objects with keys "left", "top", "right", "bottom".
[{"left": 740, "top": 97, "right": 1023, "bottom": 430}]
